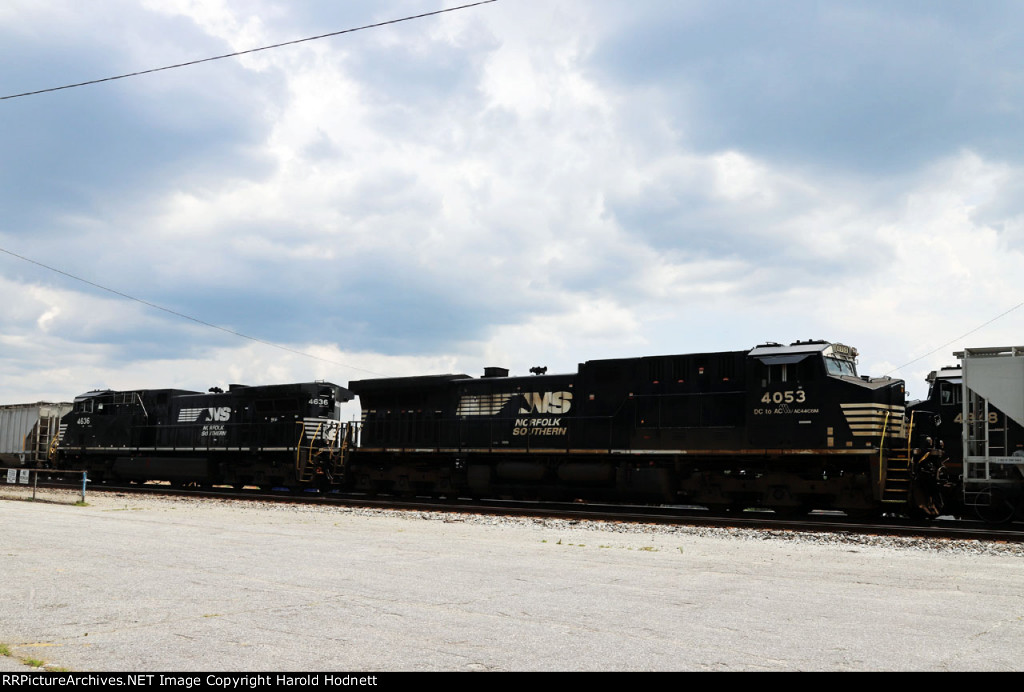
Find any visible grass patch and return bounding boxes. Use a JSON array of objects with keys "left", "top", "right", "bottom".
[
  {"left": 0, "top": 644, "right": 11, "bottom": 657},
  {"left": 24, "top": 658, "right": 45, "bottom": 668}
]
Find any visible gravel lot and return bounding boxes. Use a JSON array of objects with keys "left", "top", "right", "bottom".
[{"left": 2, "top": 486, "right": 1023, "bottom": 671}]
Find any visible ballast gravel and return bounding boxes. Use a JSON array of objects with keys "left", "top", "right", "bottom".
[{"left": 2, "top": 487, "right": 1023, "bottom": 672}]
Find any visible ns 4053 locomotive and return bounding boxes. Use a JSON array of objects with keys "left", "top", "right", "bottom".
[{"left": 347, "top": 340, "right": 942, "bottom": 516}]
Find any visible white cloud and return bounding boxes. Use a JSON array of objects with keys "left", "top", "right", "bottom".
[{"left": 4, "top": 1, "right": 1024, "bottom": 410}]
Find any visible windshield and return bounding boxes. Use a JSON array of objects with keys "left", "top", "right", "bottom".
[{"left": 824, "top": 357, "right": 857, "bottom": 377}]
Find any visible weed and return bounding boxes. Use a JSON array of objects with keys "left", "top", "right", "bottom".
[
  {"left": 25, "top": 658, "right": 45, "bottom": 668},
  {"left": 0, "top": 644, "right": 10, "bottom": 657}
]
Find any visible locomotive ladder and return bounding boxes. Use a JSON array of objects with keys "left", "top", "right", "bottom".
[
  {"left": 295, "top": 421, "right": 349, "bottom": 484},
  {"left": 881, "top": 453, "right": 912, "bottom": 504},
  {"left": 879, "top": 410, "right": 911, "bottom": 504}
]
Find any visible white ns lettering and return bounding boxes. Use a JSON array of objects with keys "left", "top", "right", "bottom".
[
  {"left": 520, "top": 391, "right": 573, "bottom": 415},
  {"left": 207, "top": 407, "right": 231, "bottom": 421}
]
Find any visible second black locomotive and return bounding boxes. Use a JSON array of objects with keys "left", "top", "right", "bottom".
[{"left": 55, "top": 382, "right": 353, "bottom": 488}]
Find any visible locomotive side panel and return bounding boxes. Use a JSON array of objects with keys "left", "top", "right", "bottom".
[
  {"left": 457, "top": 373, "right": 578, "bottom": 450},
  {"left": 615, "top": 351, "right": 748, "bottom": 450}
]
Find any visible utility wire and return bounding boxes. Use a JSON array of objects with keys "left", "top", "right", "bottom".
[
  {"left": 1, "top": 0, "right": 498, "bottom": 101},
  {"left": 886, "top": 301, "right": 1024, "bottom": 376},
  {"left": 0, "top": 245, "right": 390, "bottom": 377}
]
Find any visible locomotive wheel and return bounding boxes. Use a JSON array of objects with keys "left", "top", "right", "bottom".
[{"left": 975, "top": 487, "right": 1017, "bottom": 525}]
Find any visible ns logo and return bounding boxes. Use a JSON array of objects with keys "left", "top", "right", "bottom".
[
  {"left": 206, "top": 407, "right": 231, "bottom": 422},
  {"left": 519, "top": 391, "right": 573, "bottom": 415}
]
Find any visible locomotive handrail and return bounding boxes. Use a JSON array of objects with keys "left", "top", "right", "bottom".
[
  {"left": 47, "top": 429, "right": 60, "bottom": 460},
  {"left": 879, "top": 409, "right": 890, "bottom": 488},
  {"left": 906, "top": 409, "right": 917, "bottom": 461},
  {"left": 133, "top": 391, "right": 148, "bottom": 420},
  {"left": 294, "top": 421, "right": 320, "bottom": 479},
  {"left": 308, "top": 420, "right": 325, "bottom": 469}
]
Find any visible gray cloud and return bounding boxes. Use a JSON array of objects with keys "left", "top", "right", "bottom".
[
  {"left": 4, "top": 0, "right": 1024, "bottom": 404},
  {"left": 590, "top": 1, "right": 1024, "bottom": 174}
]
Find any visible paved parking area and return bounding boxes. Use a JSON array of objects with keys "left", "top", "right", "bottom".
[{"left": 2, "top": 490, "right": 1023, "bottom": 671}]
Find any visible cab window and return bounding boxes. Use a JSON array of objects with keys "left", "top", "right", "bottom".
[{"left": 824, "top": 357, "right": 856, "bottom": 377}]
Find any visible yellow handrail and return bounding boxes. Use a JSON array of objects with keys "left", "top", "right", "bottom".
[
  {"left": 48, "top": 430, "right": 60, "bottom": 461},
  {"left": 906, "top": 410, "right": 916, "bottom": 461},
  {"left": 879, "top": 409, "right": 890, "bottom": 487},
  {"left": 295, "top": 422, "right": 305, "bottom": 476},
  {"left": 308, "top": 421, "right": 325, "bottom": 472}
]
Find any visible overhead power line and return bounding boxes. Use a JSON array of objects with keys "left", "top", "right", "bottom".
[
  {"left": 1, "top": 0, "right": 498, "bottom": 101},
  {"left": 0, "top": 245, "right": 390, "bottom": 377},
  {"left": 886, "top": 301, "right": 1024, "bottom": 376}
]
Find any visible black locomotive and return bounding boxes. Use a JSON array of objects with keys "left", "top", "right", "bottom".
[
  {"left": 348, "top": 340, "right": 935, "bottom": 515},
  {"left": 48, "top": 340, "right": 953, "bottom": 516},
  {"left": 54, "top": 382, "right": 353, "bottom": 488}
]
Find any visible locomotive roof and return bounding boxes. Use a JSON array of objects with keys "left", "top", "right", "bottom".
[
  {"left": 72, "top": 383, "right": 352, "bottom": 402},
  {"left": 926, "top": 366, "right": 962, "bottom": 384},
  {"left": 349, "top": 370, "right": 581, "bottom": 394},
  {"left": 349, "top": 374, "right": 469, "bottom": 393},
  {"left": 749, "top": 341, "right": 857, "bottom": 359},
  {"left": 72, "top": 388, "right": 199, "bottom": 402}
]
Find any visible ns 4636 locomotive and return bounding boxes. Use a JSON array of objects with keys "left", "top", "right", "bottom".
[
  {"left": 347, "top": 340, "right": 942, "bottom": 516},
  {"left": 53, "top": 382, "right": 353, "bottom": 489}
]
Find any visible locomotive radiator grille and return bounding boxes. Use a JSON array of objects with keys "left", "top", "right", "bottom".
[
  {"left": 176, "top": 408, "right": 207, "bottom": 423},
  {"left": 302, "top": 418, "right": 341, "bottom": 444},
  {"left": 456, "top": 393, "right": 516, "bottom": 416}
]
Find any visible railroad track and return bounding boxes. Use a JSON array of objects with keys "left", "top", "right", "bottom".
[{"left": 28, "top": 477, "right": 1024, "bottom": 544}]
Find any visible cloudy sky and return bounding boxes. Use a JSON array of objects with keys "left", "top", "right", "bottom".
[{"left": 2, "top": 0, "right": 1023, "bottom": 411}]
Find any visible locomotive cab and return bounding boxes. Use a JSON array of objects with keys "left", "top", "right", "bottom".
[{"left": 747, "top": 340, "right": 905, "bottom": 451}]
